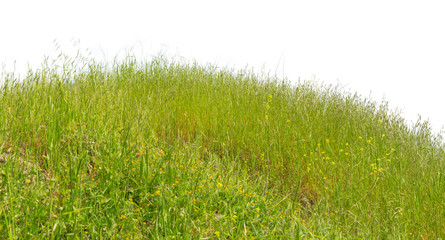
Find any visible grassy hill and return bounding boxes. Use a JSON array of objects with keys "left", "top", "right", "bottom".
[{"left": 1, "top": 53, "right": 444, "bottom": 239}]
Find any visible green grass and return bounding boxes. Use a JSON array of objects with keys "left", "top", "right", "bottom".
[{"left": 1, "top": 52, "right": 444, "bottom": 239}]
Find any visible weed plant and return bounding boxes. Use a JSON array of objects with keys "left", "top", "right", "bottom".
[{"left": 0, "top": 52, "right": 444, "bottom": 239}]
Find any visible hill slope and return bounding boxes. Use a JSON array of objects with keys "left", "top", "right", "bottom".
[{"left": 0, "top": 54, "right": 444, "bottom": 239}]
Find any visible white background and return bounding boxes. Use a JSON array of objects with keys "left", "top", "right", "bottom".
[{"left": 1, "top": 0, "right": 444, "bottom": 136}]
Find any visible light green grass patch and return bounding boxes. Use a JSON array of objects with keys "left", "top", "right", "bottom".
[{"left": 0, "top": 52, "right": 444, "bottom": 239}]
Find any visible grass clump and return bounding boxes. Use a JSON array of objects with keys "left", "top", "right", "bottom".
[{"left": 0, "top": 52, "right": 444, "bottom": 239}]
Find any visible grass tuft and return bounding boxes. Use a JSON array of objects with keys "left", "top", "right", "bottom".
[{"left": 0, "top": 52, "right": 444, "bottom": 239}]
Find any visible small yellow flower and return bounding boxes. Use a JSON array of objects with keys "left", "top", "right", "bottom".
[
  {"left": 265, "top": 115, "right": 268, "bottom": 120},
  {"left": 214, "top": 231, "right": 220, "bottom": 237}
]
